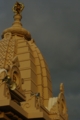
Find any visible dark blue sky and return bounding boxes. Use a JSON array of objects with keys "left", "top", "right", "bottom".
[{"left": 0, "top": 0, "right": 80, "bottom": 120}]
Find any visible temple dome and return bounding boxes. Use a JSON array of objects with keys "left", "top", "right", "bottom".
[
  {"left": 0, "top": 2, "right": 53, "bottom": 106},
  {"left": 0, "top": 34, "right": 53, "bottom": 106}
]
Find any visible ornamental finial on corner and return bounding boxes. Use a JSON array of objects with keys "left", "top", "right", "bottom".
[
  {"left": 12, "top": 2, "right": 24, "bottom": 14},
  {"left": 60, "top": 83, "right": 64, "bottom": 93}
]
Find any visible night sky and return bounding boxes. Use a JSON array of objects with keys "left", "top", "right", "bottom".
[{"left": 0, "top": 0, "right": 80, "bottom": 120}]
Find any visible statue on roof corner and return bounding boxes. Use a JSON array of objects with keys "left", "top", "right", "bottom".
[{"left": 12, "top": 1, "right": 24, "bottom": 14}]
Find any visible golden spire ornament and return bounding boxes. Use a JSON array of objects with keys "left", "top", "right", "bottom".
[
  {"left": 13, "top": 2, "right": 24, "bottom": 14},
  {"left": 2, "top": 1, "right": 31, "bottom": 40}
]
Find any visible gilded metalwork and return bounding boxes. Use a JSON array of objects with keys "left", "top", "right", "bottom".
[{"left": 13, "top": 2, "right": 24, "bottom": 14}]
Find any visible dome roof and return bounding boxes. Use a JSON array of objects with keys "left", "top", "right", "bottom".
[
  {"left": 0, "top": 35, "right": 53, "bottom": 106},
  {"left": 0, "top": 2, "right": 53, "bottom": 106}
]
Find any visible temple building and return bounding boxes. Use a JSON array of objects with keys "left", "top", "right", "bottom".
[{"left": 0, "top": 2, "right": 68, "bottom": 120}]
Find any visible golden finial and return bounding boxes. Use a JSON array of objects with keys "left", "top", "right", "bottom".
[
  {"left": 2, "top": 2, "right": 31, "bottom": 40},
  {"left": 13, "top": 2, "right": 24, "bottom": 14}
]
